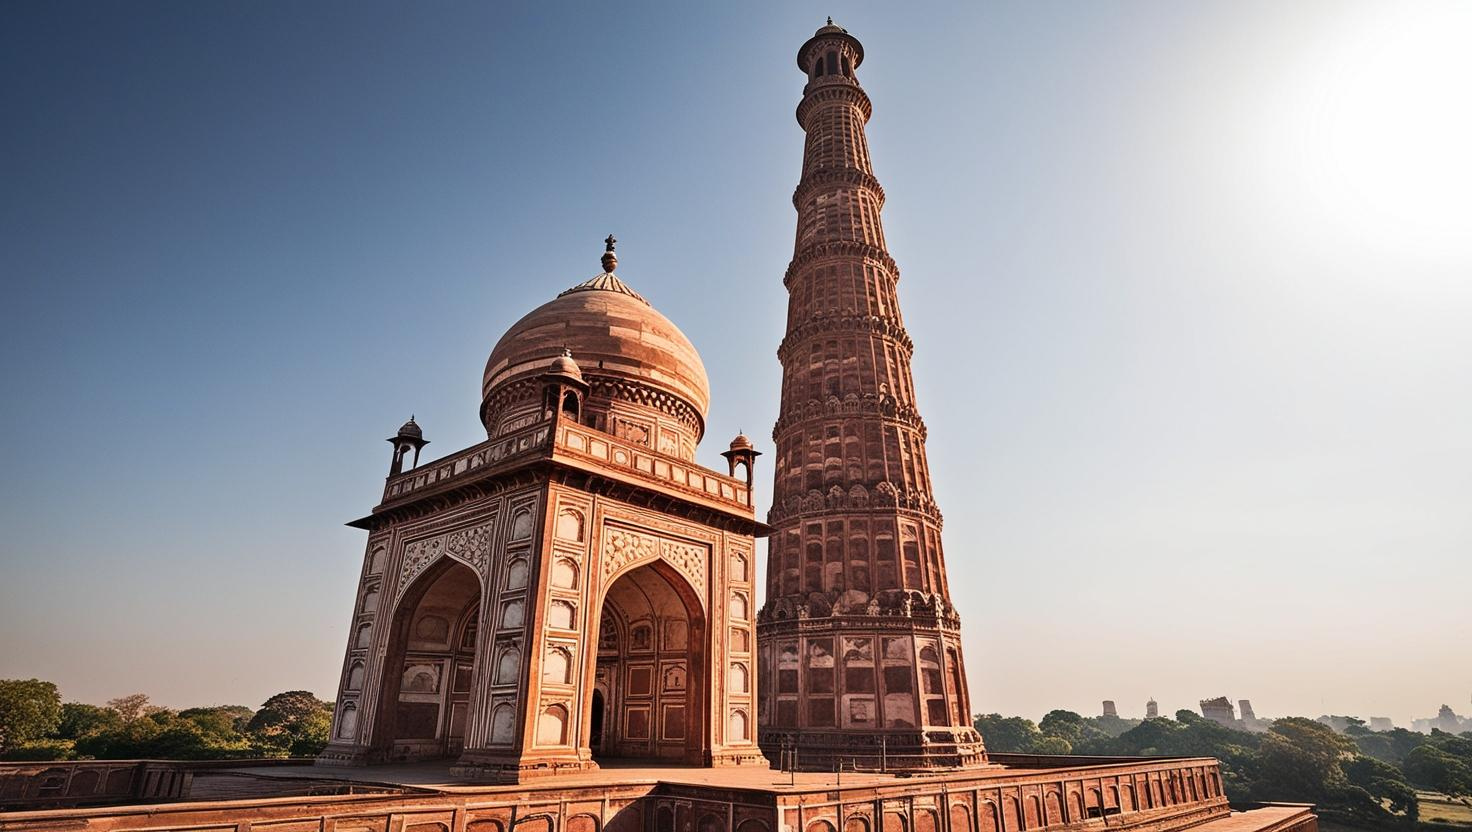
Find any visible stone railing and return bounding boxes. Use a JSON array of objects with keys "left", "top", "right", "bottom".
[
  {"left": 382, "top": 423, "right": 552, "bottom": 504},
  {"left": 379, "top": 418, "right": 753, "bottom": 516},
  {"left": 554, "top": 423, "right": 752, "bottom": 512},
  {"left": 0, "top": 758, "right": 312, "bottom": 812}
]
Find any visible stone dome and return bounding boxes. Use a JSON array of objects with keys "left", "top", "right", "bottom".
[
  {"left": 396, "top": 417, "right": 423, "bottom": 440},
  {"left": 546, "top": 349, "right": 583, "bottom": 381},
  {"left": 480, "top": 268, "right": 710, "bottom": 457}
]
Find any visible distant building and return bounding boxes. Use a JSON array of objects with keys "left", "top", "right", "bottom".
[
  {"left": 1317, "top": 715, "right": 1352, "bottom": 733},
  {"left": 1102, "top": 700, "right": 1118, "bottom": 719},
  {"left": 1201, "top": 697, "right": 1235, "bottom": 726},
  {"left": 1369, "top": 717, "right": 1394, "bottom": 732},
  {"left": 1146, "top": 698, "right": 1160, "bottom": 719},
  {"left": 1238, "top": 700, "right": 1267, "bottom": 732},
  {"left": 1433, "top": 705, "right": 1465, "bottom": 733}
]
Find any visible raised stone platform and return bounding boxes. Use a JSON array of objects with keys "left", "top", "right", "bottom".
[{"left": 0, "top": 756, "right": 1315, "bottom": 832}]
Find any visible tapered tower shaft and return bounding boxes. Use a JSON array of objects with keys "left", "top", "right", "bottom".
[{"left": 756, "top": 21, "right": 988, "bottom": 771}]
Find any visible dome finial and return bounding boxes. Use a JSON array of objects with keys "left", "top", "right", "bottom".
[
  {"left": 601, "top": 234, "right": 618, "bottom": 273},
  {"left": 827, "top": 15, "right": 833, "bottom": 25}
]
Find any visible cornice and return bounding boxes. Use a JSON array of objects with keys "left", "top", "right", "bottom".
[
  {"left": 771, "top": 393, "right": 928, "bottom": 441},
  {"left": 792, "top": 167, "right": 885, "bottom": 211},
  {"left": 796, "top": 80, "right": 872, "bottom": 126},
  {"left": 784, "top": 240, "right": 898, "bottom": 289},
  {"left": 776, "top": 311, "right": 913, "bottom": 364},
  {"left": 766, "top": 481, "right": 943, "bottom": 528}
]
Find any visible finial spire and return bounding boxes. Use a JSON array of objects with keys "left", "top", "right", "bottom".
[
  {"left": 601, "top": 234, "right": 618, "bottom": 272},
  {"left": 827, "top": 16, "right": 833, "bottom": 25}
]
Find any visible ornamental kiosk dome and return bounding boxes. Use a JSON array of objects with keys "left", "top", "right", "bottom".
[{"left": 480, "top": 238, "right": 710, "bottom": 461}]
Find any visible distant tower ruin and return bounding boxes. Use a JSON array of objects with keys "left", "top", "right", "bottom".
[
  {"left": 1146, "top": 698, "right": 1159, "bottom": 719},
  {"left": 1200, "top": 697, "right": 1235, "bottom": 726},
  {"left": 1238, "top": 700, "right": 1256, "bottom": 721},
  {"left": 1102, "top": 700, "right": 1118, "bottom": 719}
]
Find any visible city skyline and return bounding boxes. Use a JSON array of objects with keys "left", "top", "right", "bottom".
[{"left": 1, "top": 2, "right": 1468, "bottom": 728}]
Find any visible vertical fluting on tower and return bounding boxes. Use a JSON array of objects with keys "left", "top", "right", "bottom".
[{"left": 756, "top": 21, "right": 988, "bottom": 771}]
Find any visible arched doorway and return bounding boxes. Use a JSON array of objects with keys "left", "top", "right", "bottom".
[
  {"left": 373, "top": 558, "right": 481, "bottom": 761},
  {"left": 586, "top": 561, "right": 705, "bottom": 763}
]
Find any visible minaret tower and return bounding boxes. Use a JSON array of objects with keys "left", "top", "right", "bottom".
[{"left": 757, "top": 21, "right": 988, "bottom": 770}]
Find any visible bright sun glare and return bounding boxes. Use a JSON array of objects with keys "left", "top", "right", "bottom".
[{"left": 1257, "top": 4, "right": 1472, "bottom": 266}]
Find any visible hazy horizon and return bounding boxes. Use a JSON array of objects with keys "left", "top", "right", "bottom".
[{"left": 2, "top": 2, "right": 1468, "bottom": 728}]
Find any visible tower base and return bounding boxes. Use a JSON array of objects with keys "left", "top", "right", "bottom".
[{"left": 759, "top": 726, "right": 990, "bottom": 772}]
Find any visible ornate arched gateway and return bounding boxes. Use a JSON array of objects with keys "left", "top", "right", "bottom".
[
  {"left": 589, "top": 561, "right": 707, "bottom": 763},
  {"left": 371, "top": 558, "right": 482, "bottom": 762},
  {"left": 319, "top": 242, "right": 768, "bottom": 781}
]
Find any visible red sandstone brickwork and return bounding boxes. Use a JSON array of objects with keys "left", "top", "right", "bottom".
[{"left": 758, "top": 22, "right": 985, "bottom": 770}]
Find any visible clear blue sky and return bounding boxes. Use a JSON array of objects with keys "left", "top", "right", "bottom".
[{"left": 2, "top": 1, "right": 1468, "bottom": 726}]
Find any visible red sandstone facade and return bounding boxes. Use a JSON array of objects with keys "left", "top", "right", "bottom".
[
  {"left": 758, "top": 21, "right": 985, "bottom": 770},
  {"left": 0, "top": 22, "right": 1317, "bottom": 832},
  {"left": 315, "top": 243, "right": 767, "bottom": 782}
]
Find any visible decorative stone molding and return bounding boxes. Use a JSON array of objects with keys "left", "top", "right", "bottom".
[
  {"left": 586, "top": 377, "right": 705, "bottom": 438},
  {"left": 776, "top": 312, "right": 913, "bottom": 363},
  {"left": 783, "top": 240, "right": 898, "bottom": 288},
  {"left": 771, "top": 392, "right": 927, "bottom": 440},
  {"left": 792, "top": 168, "right": 886, "bottom": 210},
  {"left": 796, "top": 80, "right": 873, "bottom": 126},
  {"left": 395, "top": 522, "right": 494, "bottom": 602},
  {"left": 601, "top": 526, "right": 707, "bottom": 603},
  {"left": 766, "top": 481, "right": 942, "bottom": 527}
]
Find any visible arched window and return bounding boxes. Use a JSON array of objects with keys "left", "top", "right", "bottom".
[
  {"left": 551, "top": 558, "right": 579, "bottom": 589},
  {"left": 506, "top": 557, "right": 529, "bottom": 590},
  {"left": 729, "top": 709, "right": 748, "bottom": 741},
  {"left": 496, "top": 646, "right": 521, "bottom": 683},
  {"left": 537, "top": 705, "right": 568, "bottom": 745},
  {"left": 549, "top": 599, "right": 576, "bottom": 630},
  {"left": 543, "top": 646, "right": 572, "bottom": 684},
  {"left": 337, "top": 704, "right": 358, "bottom": 739},
  {"left": 490, "top": 703, "right": 515, "bottom": 744},
  {"left": 825, "top": 52, "right": 838, "bottom": 76},
  {"left": 729, "top": 662, "right": 749, "bottom": 693}
]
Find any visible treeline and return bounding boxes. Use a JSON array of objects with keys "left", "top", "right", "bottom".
[
  {"left": 0, "top": 679, "right": 332, "bottom": 761},
  {"left": 975, "top": 709, "right": 1472, "bottom": 829}
]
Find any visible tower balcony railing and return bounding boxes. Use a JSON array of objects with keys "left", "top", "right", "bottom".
[{"left": 379, "top": 416, "right": 753, "bottom": 515}]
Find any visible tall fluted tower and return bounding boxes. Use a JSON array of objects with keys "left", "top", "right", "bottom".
[{"left": 756, "top": 21, "right": 988, "bottom": 770}]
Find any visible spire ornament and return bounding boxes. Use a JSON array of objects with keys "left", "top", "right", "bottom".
[{"left": 601, "top": 234, "right": 618, "bottom": 273}]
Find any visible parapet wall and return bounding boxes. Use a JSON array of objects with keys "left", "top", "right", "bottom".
[{"left": 0, "top": 756, "right": 1306, "bottom": 832}]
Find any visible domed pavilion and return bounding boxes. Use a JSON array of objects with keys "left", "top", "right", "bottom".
[{"left": 320, "top": 239, "right": 768, "bottom": 782}]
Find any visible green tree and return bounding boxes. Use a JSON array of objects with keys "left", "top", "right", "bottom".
[
  {"left": 1403, "top": 744, "right": 1472, "bottom": 799},
  {"left": 56, "top": 702, "right": 122, "bottom": 740},
  {"left": 179, "top": 705, "right": 254, "bottom": 739},
  {"left": 974, "top": 714, "right": 1041, "bottom": 752},
  {"left": 1252, "top": 717, "right": 1356, "bottom": 802},
  {"left": 1116, "top": 717, "right": 1183, "bottom": 755},
  {"left": 0, "top": 679, "right": 63, "bottom": 753},
  {"left": 106, "top": 693, "right": 158, "bottom": 724},
  {"left": 247, "top": 691, "right": 332, "bottom": 757},
  {"left": 1039, "top": 710, "right": 1087, "bottom": 745}
]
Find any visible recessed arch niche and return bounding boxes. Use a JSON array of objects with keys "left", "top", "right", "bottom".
[
  {"left": 371, "top": 557, "right": 481, "bottom": 761},
  {"left": 586, "top": 561, "right": 706, "bottom": 763}
]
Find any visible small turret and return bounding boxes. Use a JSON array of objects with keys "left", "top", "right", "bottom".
[
  {"left": 720, "top": 433, "right": 761, "bottom": 504},
  {"left": 387, "top": 416, "right": 428, "bottom": 476}
]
